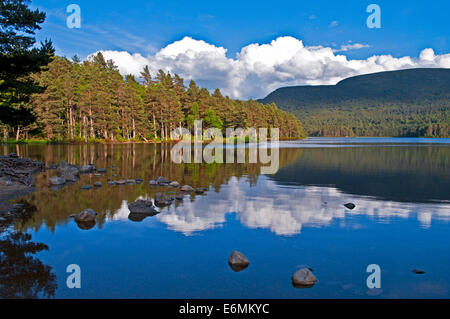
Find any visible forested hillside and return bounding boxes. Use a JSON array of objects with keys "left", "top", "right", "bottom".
[
  {"left": 2, "top": 54, "right": 306, "bottom": 142},
  {"left": 260, "top": 68, "right": 450, "bottom": 137}
]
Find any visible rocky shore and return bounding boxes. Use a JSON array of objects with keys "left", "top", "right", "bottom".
[{"left": 0, "top": 153, "right": 44, "bottom": 223}]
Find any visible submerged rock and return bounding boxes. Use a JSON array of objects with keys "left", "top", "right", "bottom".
[
  {"left": 49, "top": 176, "right": 66, "bottom": 185},
  {"left": 79, "top": 165, "right": 95, "bottom": 174},
  {"left": 180, "top": 185, "right": 194, "bottom": 192},
  {"left": 80, "top": 185, "right": 92, "bottom": 190},
  {"left": 156, "top": 176, "right": 169, "bottom": 184},
  {"left": 61, "top": 172, "right": 78, "bottom": 182},
  {"left": 154, "top": 192, "right": 171, "bottom": 207},
  {"left": 412, "top": 269, "right": 426, "bottom": 274},
  {"left": 195, "top": 187, "right": 208, "bottom": 194},
  {"left": 292, "top": 268, "right": 318, "bottom": 288},
  {"left": 344, "top": 203, "right": 356, "bottom": 210},
  {"left": 57, "top": 161, "right": 79, "bottom": 176},
  {"left": 228, "top": 251, "right": 250, "bottom": 272},
  {"left": 73, "top": 209, "right": 97, "bottom": 223}
]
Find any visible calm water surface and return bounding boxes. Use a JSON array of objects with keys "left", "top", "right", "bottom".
[{"left": 1, "top": 138, "right": 449, "bottom": 298}]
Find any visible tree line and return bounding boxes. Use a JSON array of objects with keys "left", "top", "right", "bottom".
[{"left": 1, "top": 53, "right": 306, "bottom": 142}]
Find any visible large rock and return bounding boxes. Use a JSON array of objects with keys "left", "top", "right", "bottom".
[
  {"left": 291, "top": 268, "right": 318, "bottom": 288},
  {"left": 154, "top": 192, "right": 171, "bottom": 207},
  {"left": 169, "top": 181, "right": 180, "bottom": 188},
  {"left": 73, "top": 209, "right": 97, "bottom": 223},
  {"left": 76, "top": 220, "right": 96, "bottom": 230},
  {"left": 128, "top": 200, "right": 159, "bottom": 222},
  {"left": 128, "top": 200, "right": 159, "bottom": 215},
  {"left": 49, "top": 176, "right": 66, "bottom": 185},
  {"left": 180, "top": 185, "right": 194, "bottom": 192},
  {"left": 228, "top": 251, "right": 250, "bottom": 272}
]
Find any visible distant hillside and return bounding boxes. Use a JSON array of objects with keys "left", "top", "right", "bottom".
[{"left": 260, "top": 68, "right": 450, "bottom": 137}]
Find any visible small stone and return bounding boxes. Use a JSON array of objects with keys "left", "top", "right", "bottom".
[
  {"left": 107, "top": 181, "right": 116, "bottom": 186},
  {"left": 292, "top": 268, "right": 318, "bottom": 288},
  {"left": 180, "top": 185, "right": 194, "bottom": 192},
  {"left": 228, "top": 251, "right": 250, "bottom": 272},
  {"left": 49, "top": 176, "right": 66, "bottom": 185},
  {"left": 94, "top": 173, "right": 102, "bottom": 177},
  {"left": 169, "top": 181, "right": 180, "bottom": 187},
  {"left": 135, "top": 178, "right": 143, "bottom": 184},
  {"left": 175, "top": 195, "right": 184, "bottom": 201},
  {"left": 97, "top": 168, "right": 107, "bottom": 173},
  {"left": 412, "top": 269, "right": 425, "bottom": 274},
  {"left": 127, "top": 179, "right": 136, "bottom": 184},
  {"left": 80, "top": 185, "right": 92, "bottom": 190},
  {"left": 116, "top": 180, "right": 127, "bottom": 185},
  {"left": 149, "top": 180, "right": 158, "bottom": 185},
  {"left": 94, "top": 182, "right": 102, "bottom": 187},
  {"left": 344, "top": 203, "right": 356, "bottom": 210}
]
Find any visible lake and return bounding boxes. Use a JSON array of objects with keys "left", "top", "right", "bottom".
[{"left": 1, "top": 137, "right": 450, "bottom": 299}]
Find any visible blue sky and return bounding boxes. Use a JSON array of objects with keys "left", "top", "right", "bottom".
[
  {"left": 31, "top": 0, "right": 450, "bottom": 98},
  {"left": 33, "top": 0, "right": 450, "bottom": 58}
]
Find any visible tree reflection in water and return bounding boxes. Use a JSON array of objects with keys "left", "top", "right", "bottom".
[{"left": 0, "top": 229, "right": 57, "bottom": 298}]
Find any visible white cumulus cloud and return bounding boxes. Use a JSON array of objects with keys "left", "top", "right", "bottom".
[{"left": 92, "top": 36, "right": 450, "bottom": 99}]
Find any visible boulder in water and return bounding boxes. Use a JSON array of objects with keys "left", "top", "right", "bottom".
[
  {"left": 291, "top": 268, "right": 318, "bottom": 288},
  {"left": 73, "top": 209, "right": 97, "bottom": 223},
  {"left": 180, "top": 185, "right": 194, "bottom": 192},
  {"left": 228, "top": 251, "right": 250, "bottom": 272},
  {"left": 169, "top": 181, "right": 180, "bottom": 187},
  {"left": 154, "top": 192, "right": 171, "bottom": 207}
]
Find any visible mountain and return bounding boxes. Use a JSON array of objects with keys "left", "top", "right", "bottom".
[{"left": 259, "top": 68, "right": 450, "bottom": 137}]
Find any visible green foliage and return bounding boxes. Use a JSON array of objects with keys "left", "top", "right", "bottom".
[
  {"left": 204, "top": 107, "right": 223, "bottom": 130},
  {"left": 6, "top": 56, "right": 306, "bottom": 141},
  {"left": 0, "top": 0, "right": 54, "bottom": 127},
  {"left": 260, "top": 68, "right": 450, "bottom": 137}
]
